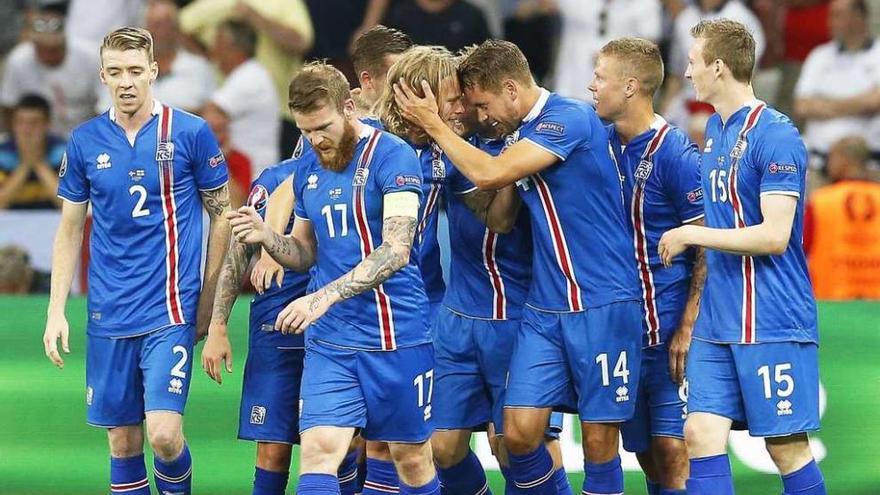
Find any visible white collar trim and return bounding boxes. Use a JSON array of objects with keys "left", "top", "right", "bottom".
[
  {"left": 522, "top": 88, "right": 551, "bottom": 123},
  {"left": 109, "top": 99, "right": 162, "bottom": 122}
]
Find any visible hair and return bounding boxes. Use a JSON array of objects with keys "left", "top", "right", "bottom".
[
  {"left": 288, "top": 61, "right": 352, "bottom": 113},
  {"left": 351, "top": 25, "right": 413, "bottom": 77},
  {"left": 849, "top": 0, "right": 869, "bottom": 16},
  {"left": 831, "top": 135, "right": 870, "bottom": 164},
  {"left": 218, "top": 20, "right": 257, "bottom": 58},
  {"left": 690, "top": 19, "right": 756, "bottom": 83},
  {"left": 598, "top": 37, "right": 664, "bottom": 96},
  {"left": 100, "top": 26, "right": 154, "bottom": 63},
  {"left": 14, "top": 94, "right": 51, "bottom": 118},
  {"left": 457, "top": 39, "right": 534, "bottom": 93},
  {"left": 376, "top": 45, "right": 459, "bottom": 138}
]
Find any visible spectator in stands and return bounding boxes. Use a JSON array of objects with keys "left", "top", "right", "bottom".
[
  {"left": 552, "top": 0, "right": 662, "bottom": 100},
  {"left": 500, "top": 0, "right": 559, "bottom": 85},
  {"left": 202, "top": 99, "right": 252, "bottom": 209},
  {"left": 805, "top": 136, "right": 880, "bottom": 300},
  {"left": 0, "top": 3, "right": 100, "bottom": 136},
  {"left": 203, "top": 20, "right": 279, "bottom": 177},
  {"left": 384, "top": 0, "right": 491, "bottom": 53},
  {"left": 0, "top": 245, "right": 50, "bottom": 294},
  {"left": 662, "top": 0, "right": 765, "bottom": 123},
  {"left": 794, "top": 0, "right": 880, "bottom": 172},
  {"left": 65, "top": 0, "right": 145, "bottom": 51},
  {"left": 0, "top": 95, "right": 65, "bottom": 210},
  {"left": 305, "top": 0, "right": 390, "bottom": 84},
  {"left": 776, "top": 0, "right": 830, "bottom": 117},
  {"left": 179, "top": 0, "right": 313, "bottom": 160},
  {"left": 0, "top": 1, "right": 30, "bottom": 62}
]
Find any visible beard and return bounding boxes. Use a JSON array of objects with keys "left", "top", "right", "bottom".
[{"left": 315, "top": 120, "right": 358, "bottom": 172}]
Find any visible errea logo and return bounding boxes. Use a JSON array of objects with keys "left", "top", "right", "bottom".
[
  {"left": 96, "top": 153, "right": 111, "bottom": 170},
  {"left": 615, "top": 385, "right": 630, "bottom": 403},
  {"left": 777, "top": 399, "right": 793, "bottom": 416}
]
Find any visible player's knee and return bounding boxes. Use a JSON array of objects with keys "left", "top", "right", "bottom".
[
  {"left": 389, "top": 442, "right": 435, "bottom": 485},
  {"left": 652, "top": 437, "right": 688, "bottom": 483},
  {"left": 107, "top": 426, "right": 144, "bottom": 458},
  {"left": 683, "top": 416, "right": 721, "bottom": 455},
  {"left": 257, "top": 442, "right": 294, "bottom": 472},
  {"left": 300, "top": 437, "right": 348, "bottom": 473},
  {"left": 147, "top": 425, "right": 183, "bottom": 460},
  {"left": 582, "top": 424, "right": 619, "bottom": 463},
  {"left": 430, "top": 436, "right": 467, "bottom": 469},
  {"left": 764, "top": 434, "right": 813, "bottom": 474},
  {"left": 502, "top": 415, "right": 543, "bottom": 456}
]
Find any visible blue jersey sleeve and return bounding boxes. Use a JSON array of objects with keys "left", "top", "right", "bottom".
[
  {"left": 192, "top": 122, "right": 229, "bottom": 191},
  {"left": 293, "top": 170, "right": 309, "bottom": 220},
  {"left": 446, "top": 164, "right": 477, "bottom": 195},
  {"left": 662, "top": 133, "right": 704, "bottom": 223},
  {"left": 57, "top": 134, "right": 89, "bottom": 203},
  {"left": 372, "top": 141, "right": 423, "bottom": 197},
  {"left": 246, "top": 174, "right": 272, "bottom": 219},
  {"left": 754, "top": 123, "right": 807, "bottom": 197},
  {"left": 521, "top": 103, "right": 590, "bottom": 160}
]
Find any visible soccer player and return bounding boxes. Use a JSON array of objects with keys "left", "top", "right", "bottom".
[
  {"left": 394, "top": 40, "right": 643, "bottom": 495},
  {"left": 658, "top": 19, "right": 826, "bottom": 495},
  {"left": 42, "top": 27, "right": 231, "bottom": 495},
  {"left": 228, "top": 62, "right": 440, "bottom": 495},
  {"left": 589, "top": 38, "right": 706, "bottom": 495}
]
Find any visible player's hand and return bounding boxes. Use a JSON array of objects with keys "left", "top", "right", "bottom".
[
  {"left": 275, "top": 289, "right": 335, "bottom": 334},
  {"left": 201, "top": 323, "right": 233, "bottom": 385},
  {"left": 668, "top": 326, "right": 692, "bottom": 385},
  {"left": 43, "top": 313, "right": 70, "bottom": 369},
  {"left": 251, "top": 253, "right": 284, "bottom": 295},
  {"left": 393, "top": 79, "right": 440, "bottom": 129},
  {"left": 658, "top": 225, "right": 692, "bottom": 268},
  {"left": 227, "top": 206, "right": 270, "bottom": 245}
]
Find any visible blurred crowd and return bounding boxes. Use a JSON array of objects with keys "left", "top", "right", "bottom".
[{"left": 0, "top": 0, "right": 878, "bottom": 299}]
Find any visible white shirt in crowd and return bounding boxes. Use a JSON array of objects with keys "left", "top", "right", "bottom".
[
  {"left": 65, "top": 0, "right": 146, "bottom": 51},
  {"left": 212, "top": 59, "right": 280, "bottom": 176},
  {"left": 96, "top": 49, "right": 217, "bottom": 114},
  {"left": 0, "top": 40, "right": 101, "bottom": 136},
  {"left": 795, "top": 39, "right": 880, "bottom": 155},
  {"left": 552, "top": 0, "right": 662, "bottom": 101}
]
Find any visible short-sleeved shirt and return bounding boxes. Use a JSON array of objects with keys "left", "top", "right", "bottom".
[
  {"left": 293, "top": 124, "right": 430, "bottom": 351},
  {"left": 412, "top": 141, "right": 449, "bottom": 305},
  {"left": 609, "top": 116, "right": 704, "bottom": 346},
  {"left": 247, "top": 158, "right": 310, "bottom": 348},
  {"left": 442, "top": 136, "right": 531, "bottom": 320},
  {"left": 508, "top": 89, "right": 640, "bottom": 312},
  {"left": 58, "top": 100, "right": 229, "bottom": 337},
  {"left": 0, "top": 133, "right": 67, "bottom": 209},
  {"left": 697, "top": 101, "right": 817, "bottom": 345}
]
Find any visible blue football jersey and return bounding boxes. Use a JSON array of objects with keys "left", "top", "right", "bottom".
[
  {"left": 293, "top": 125, "right": 430, "bottom": 350},
  {"left": 609, "top": 117, "right": 704, "bottom": 346},
  {"left": 247, "top": 159, "right": 311, "bottom": 348},
  {"left": 58, "top": 101, "right": 228, "bottom": 337},
  {"left": 696, "top": 101, "right": 817, "bottom": 344},
  {"left": 413, "top": 141, "right": 449, "bottom": 305},
  {"left": 508, "top": 89, "right": 640, "bottom": 312},
  {"left": 443, "top": 136, "right": 531, "bottom": 320}
]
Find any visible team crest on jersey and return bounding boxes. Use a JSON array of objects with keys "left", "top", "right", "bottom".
[
  {"left": 129, "top": 169, "right": 146, "bottom": 182},
  {"left": 307, "top": 174, "right": 319, "bottom": 190},
  {"left": 58, "top": 152, "right": 68, "bottom": 178},
  {"left": 292, "top": 135, "right": 305, "bottom": 159},
  {"left": 634, "top": 159, "right": 654, "bottom": 182},
  {"left": 248, "top": 184, "right": 269, "bottom": 211},
  {"left": 155, "top": 141, "right": 175, "bottom": 162},
  {"left": 208, "top": 151, "right": 225, "bottom": 168},
  {"left": 352, "top": 167, "right": 370, "bottom": 186},
  {"left": 431, "top": 159, "right": 446, "bottom": 180},
  {"left": 250, "top": 406, "right": 266, "bottom": 425},
  {"left": 502, "top": 130, "right": 520, "bottom": 152},
  {"left": 730, "top": 139, "right": 747, "bottom": 159},
  {"left": 96, "top": 153, "right": 112, "bottom": 170},
  {"left": 329, "top": 187, "right": 343, "bottom": 200}
]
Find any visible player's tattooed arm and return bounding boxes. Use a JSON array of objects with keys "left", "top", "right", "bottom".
[
  {"left": 263, "top": 229, "right": 316, "bottom": 271},
  {"left": 201, "top": 184, "right": 232, "bottom": 218},
  {"left": 462, "top": 185, "right": 521, "bottom": 233},
  {"left": 211, "top": 240, "right": 257, "bottom": 324},
  {"left": 668, "top": 217, "right": 707, "bottom": 384},
  {"left": 197, "top": 184, "right": 233, "bottom": 340}
]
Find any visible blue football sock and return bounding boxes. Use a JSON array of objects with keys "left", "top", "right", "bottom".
[
  {"left": 507, "top": 444, "right": 557, "bottom": 495},
  {"left": 686, "top": 454, "right": 734, "bottom": 495},
  {"left": 551, "top": 468, "right": 571, "bottom": 495},
  {"left": 781, "top": 460, "right": 826, "bottom": 495},
  {"left": 297, "top": 473, "right": 342, "bottom": 495},
  {"left": 153, "top": 443, "right": 192, "bottom": 495},
  {"left": 338, "top": 451, "right": 361, "bottom": 495},
  {"left": 583, "top": 456, "right": 623, "bottom": 495},
  {"left": 400, "top": 475, "right": 442, "bottom": 495},
  {"left": 110, "top": 453, "right": 150, "bottom": 495},
  {"left": 438, "top": 450, "right": 490, "bottom": 495},
  {"left": 659, "top": 489, "right": 687, "bottom": 495},
  {"left": 362, "top": 457, "right": 400, "bottom": 495},
  {"left": 253, "top": 466, "right": 289, "bottom": 495},
  {"left": 499, "top": 465, "right": 519, "bottom": 495},
  {"left": 645, "top": 479, "right": 661, "bottom": 495}
]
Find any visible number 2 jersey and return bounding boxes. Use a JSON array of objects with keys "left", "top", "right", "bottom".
[
  {"left": 697, "top": 101, "right": 817, "bottom": 345},
  {"left": 58, "top": 101, "right": 228, "bottom": 337},
  {"left": 246, "top": 158, "right": 311, "bottom": 348},
  {"left": 293, "top": 124, "right": 430, "bottom": 351}
]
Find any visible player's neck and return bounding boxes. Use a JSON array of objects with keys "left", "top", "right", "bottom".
[
  {"left": 710, "top": 81, "right": 756, "bottom": 125},
  {"left": 614, "top": 98, "right": 655, "bottom": 144},
  {"left": 516, "top": 85, "right": 543, "bottom": 121},
  {"left": 113, "top": 99, "right": 155, "bottom": 136}
]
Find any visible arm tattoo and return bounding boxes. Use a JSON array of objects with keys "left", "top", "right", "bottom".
[
  {"left": 461, "top": 189, "right": 496, "bottom": 225},
  {"left": 201, "top": 184, "right": 231, "bottom": 218},
  {"left": 264, "top": 230, "right": 315, "bottom": 271},
  {"left": 323, "top": 215, "right": 417, "bottom": 301},
  {"left": 211, "top": 241, "right": 256, "bottom": 322}
]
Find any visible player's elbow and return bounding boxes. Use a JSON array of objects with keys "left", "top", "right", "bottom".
[
  {"left": 473, "top": 174, "right": 510, "bottom": 190},
  {"left": 486, "top": 216, "right": 515, "bottom": 234},
  {"left": 765, "top": 231, "right": 791, "bottom": 256}
]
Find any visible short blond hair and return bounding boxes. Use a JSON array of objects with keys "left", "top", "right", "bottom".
[
  {"left": 690, "top": 19, "right": 756, "bottom": 83},
  {"left": 288, "top": 61, "right": 351, "bottom": 113},
  {"left": 376, "top": 45, "right": 459, "bottom": 138},
  {"left": 598, "top": 38, "right": 664, "bottom": 96},
  {"left": 100, "top": 27, "right": 154, "bottom": 63},
  {"left": 457, "top": 39, "right": 533, "bottom": 93}
]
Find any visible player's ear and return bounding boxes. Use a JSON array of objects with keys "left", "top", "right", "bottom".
[
  {"left": 713, "top": 59, "right": 724, "bottom": 79},
  {"left": 342, "top": 98, "right": 355, "bottom": 119},
  {"left": 503, "top": 79, "right": 517, "bottom": 100},
  {"left": 359, "top": 70, "right": 372, "bottom": 91},
  {"left": 624, "top": 77, "right": 637, "bottom": 98},
  {"left": 149, "top": 60, "right": 159, "bottom": 83}
]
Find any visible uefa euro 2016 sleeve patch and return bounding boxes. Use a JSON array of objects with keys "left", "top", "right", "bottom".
[
  {"left": 768, "top": 162, "right": 798, "bottom": 174},
  {"left": 535, "top": 121, "right": 566, "bottom": 136},
  {"left": 208, "top": 151, "right": 226, "bottom": 168}
]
